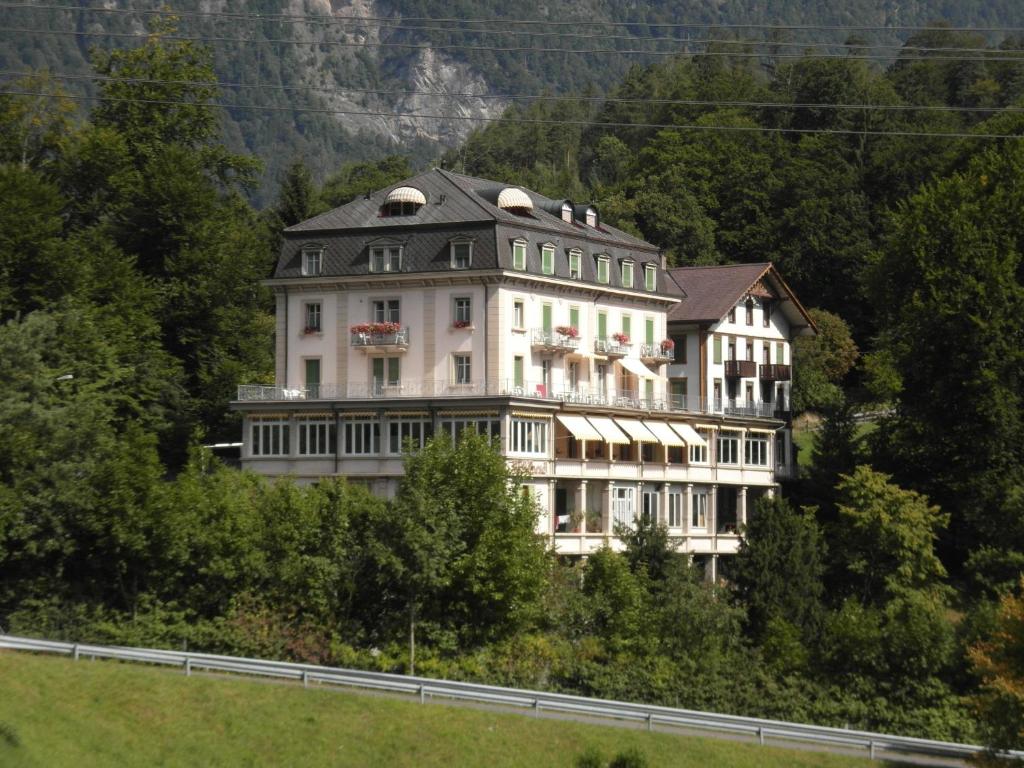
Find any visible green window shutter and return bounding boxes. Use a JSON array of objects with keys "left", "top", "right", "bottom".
[
  {"left": 387, "top": 357, "right": 400, "bottom": 385},
  {"left": 714, "top": 335, "right": 722, "bottom": 364},
  {"left": 372, "top": 358, "right": 384, "bottom": 382},
  {"left": 622, "top": 316, "right": 631, "bottom": 339},
  {"left": 645, "top": 318, "right": 655, "bottom": 345},
  {"left": 645, "top": 379, "right": 654, "bottom": 402},
  {"left": 514, "top": 357, "right": 524, "bottom": 387},
  {"left": 305, "top": 358, "right": 320, "bottom": 386},
  {"left": 597, "top": 313, "right": 607, "bottom": 340},
  {"left": 542, "top": 304, "right": 553, "bottom": 332},
  {"left": 542, "top": 246, "right": 554, "bottom": 275},
  {"left": 569, "top": 307, "right": 580, "bottom": 330},
  {"left": 776, "top": 342, "right": 784, "bottom": 364}
]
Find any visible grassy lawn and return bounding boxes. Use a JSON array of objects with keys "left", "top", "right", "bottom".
[
  {"left": 0, "top": 650, "right": 880, "bottom": 767},
  {"left": 793, "top": 420, "right": 878, "bottom": 470}
]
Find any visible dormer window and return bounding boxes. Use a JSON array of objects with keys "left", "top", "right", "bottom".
[
  {"left": 370, "top": 245, "right": 402, "bottom": 273},
  {"left": 644, "top": 263, "right": 657, "bottom": 291},
  {"left": 497, "top": 187, "right": 534, "bottom": 216},
  {"left": 596, "top": 254, "right": 610, "bottom": 284},
  {"left": 381, "top": 187, "right": 426, "bottom": 217},
  {"left": 541, "top": 243, "right": 555, "bottom": 275},
  {"left": 302, "top": 245, "right": 324, "bottom": 276},
  {"left": 585, "top": 207, "right": 598, "bottom": 227},
  {"left": 621, "top": 260, "right": 634, "bottom": 289},
  {"left": 568, "top": 249, "right": 582, "bottom": 280},
  {"left": 561, "top": 202, "right": 573, "bottom": 223},
  {"left": 512, "top": 239, "right": 527, "bottom": 271},
  {"left": 450, "top": 239, "right": 473, "bottom": 269}
]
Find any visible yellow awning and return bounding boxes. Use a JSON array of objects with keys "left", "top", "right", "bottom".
[
  {"left": 670, "top": 422, "right": 708, "bottom": 448},
  {"left": 614, "top": 418, "right": 658, "bottom": 443},
  {"left": 587, "top": 416, "right": 631, "bottom": 445},
  {"left": 619, "top": 357, "right": 657, "bottom": 378},
  {"left": 643, "top": 421, "right": 686, "bottom": 447},
  {"left": 556, "top": 414, "right": 603, "bottom": 441}
]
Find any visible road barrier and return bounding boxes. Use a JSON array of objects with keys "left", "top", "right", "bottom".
[{"left": 0, "top": 633, "right": 1014, "bottom": 765}]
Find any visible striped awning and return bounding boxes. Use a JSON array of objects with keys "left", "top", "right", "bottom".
[
  {"left": 643, "top": 421, "right": 686, "bottom": 447},
  {"left": 384, "top": 186, "right": 426, "bottom": 205},
  {"left": 555, "top": 414, "right": 602, "bottom": 441},
  {"left": 670, "top": 423, "right": 708, "bottom": 448},
  {"left": 586, "top": 416, "right": 631, "bottom": 445},
  {"left": 497, "top": 187, "right": 534, "bottom": 211},
  {"left": 614, "top": 418, "right": 658, "bottom": 443},
  {"left": 619, "top": 357, "right": 657, "bottom": 378}
]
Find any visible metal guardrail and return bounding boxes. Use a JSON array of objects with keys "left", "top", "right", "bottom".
[{"left": 0, "top": 634, "right": 1014, "bottom": 765}]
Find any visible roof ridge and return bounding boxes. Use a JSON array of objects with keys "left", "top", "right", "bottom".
[{"left": 667, "top": 262, "right": 772, "bottom": 272}]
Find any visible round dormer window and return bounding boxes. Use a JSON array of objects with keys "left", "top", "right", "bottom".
[{"left": 382, "top": 186, "right": 426, "bottom": 216}]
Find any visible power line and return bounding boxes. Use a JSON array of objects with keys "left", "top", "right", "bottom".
[
  {"left": 8, "top": 69, "right": 1024, "bottom": 115},
  {"left": 7, "top": 25, "right": 1024, "bottom": 63},
  {"left": 1, "top": 2, "right": 1021, "bottom": 54},
  {"left": 3, "top": 1, "right": 1023, "bottom": 35},
  {"left": 3, "top": 88, "right": 1022, "bottom": 140}
]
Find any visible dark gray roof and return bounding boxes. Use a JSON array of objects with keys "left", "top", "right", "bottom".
[
  {"left": 275, "top": 170, "right": 669, "bottom": 290},
  {"left": 665, "top": 263, "right": 772, "bottom": 323}
]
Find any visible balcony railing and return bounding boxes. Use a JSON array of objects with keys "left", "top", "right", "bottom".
[
  {"left": 351, "top": 327, "right": 410, "bottom": 349},
  {"left": 237, "top": 382, "right": 788, "bottom": 420},
  {"left": 724, "top": 359, "right": 757, "bottom": 378},
  {"left": 594, "top": 339, "right": 631, "bottom": 357},
  {"left": 531, "top": 328, "right": 580, "bottom": 353},
  {"left": 639, "top": 343, "right": 673, "bottom": 363},
  {"left": 759, "top": 363, "right": 791, "bottom": 381}
]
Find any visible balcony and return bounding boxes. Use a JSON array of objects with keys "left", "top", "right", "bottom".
[
  {"left": 759, "top": 363, "right": 791, "bottom": 381},
  {"left": 724, "top": 359, "right": 757, "bottom": 378},
  {"left": 350, "top": 325, "right": 410, "bottom": 352},
  {"left": 594, "top": 339, "right": 631, "bottom": 358},
  {"left": 639, "top": 343, "right": 673, "bottom": 364},
  {"left": 531, "top": 328, "right": 580, "bottom": 354}
]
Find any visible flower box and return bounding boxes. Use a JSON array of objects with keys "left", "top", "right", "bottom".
[
  {"left": 555, "top": 325, "right": 579, "bottom": 339},
  {"left": 612, "top": 332, "right": 630, "bottom": 344}
]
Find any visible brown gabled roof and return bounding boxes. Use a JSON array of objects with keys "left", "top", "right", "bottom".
[{"left": 666, "top": 262, "right": 816, "bottom": 334}]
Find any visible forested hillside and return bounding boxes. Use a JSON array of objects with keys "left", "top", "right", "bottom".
[
  {"left": 2, "top": 1, "right": 1024, "bottom": 203},
  {"left": 2, "top": 8, "right": 1024, "bottom": 759}
]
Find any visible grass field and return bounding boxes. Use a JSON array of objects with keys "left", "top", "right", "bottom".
[
  {"left": 793, "top": 420, "right": 878, "bottom": 470},
  {"left": 0, "top": 650, "right": 880, "bottom": 767}
]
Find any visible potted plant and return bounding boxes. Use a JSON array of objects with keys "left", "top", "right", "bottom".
[
  {"left": 555, "top": 325, "right": 579, "bottom": 339},
  {"left": 660, "top": 338, "right": 675, "bottom": 352},
  {"left": 452, "top": 319, "right": 472, "bottom": 329},
  {"left": 612, "top": 332, "right": 630, "bottom": 344},
  {"left": 350, "top": 323, "right": 372, "bottom": 335},
  {"left": 303, "top": 325, "right": 321, "bottom": 335}
]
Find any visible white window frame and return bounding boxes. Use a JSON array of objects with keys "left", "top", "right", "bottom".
[
  {"left": 369, "top": 245, "right": 402, "bottom": 273},
  {"left": 621, "top": 260, "right": 634, "bottom": 289},
  {"left": 596, "top": 255, "right": 610, "bottom": 284},
  {"left": 568, "top": 249, "right": 582, "bottom": 279},
  {"left": 613, "top": 486, "right": 635, "bottom": 530},
  {"left": 372, "top": 299, "right": 401, "bottom": 323},
  {"left": 689, "top": 429, "right": 710, "bottom": 464},
  {"left": 561, "top": 202, "right": 574, "bottom": 223},
  {"left": 301, "top": 246, "right": 323, "bottom": 276},
  {"left": 453, "top": 296, "right": 472, "bottom": 326},
  {"left": 453, "top": 353, "right": 472, "bottom": 385},
  {"left": 513, "top": 299, "right": 525, "bottom": 329},
  {"left": 342, "top": 420, "right": 380, "bottom": 455},
  {"left": 512, "top": 239, "right": 527, "bottom": 270},
  {"left": 586, "top": 208, "right": 598, "bottom": 227},
  {"left": 691, "top": 490, "right": 708, "bottom": 529},
  {"left": 745, "top": 434, "right": 769, "bottom": 466},
  {"left": 668, "top": 492, "right": 683, "bottom": 528},
  {"left": 298, "top": 416, "right": 335, "bottom": 456},
  {"left": 541, "top": 243, "right": 555, "bottom": 275},
  {"left": 251, "top": 417, "right": 290, "bottom": 456},
  {"left": 450, "top": 239, "right": 473, "bottom": 270},
  {"left": 510, "top": 418, "right": 549, "bottom": 456},
  {"left": 304, "top": 301, "right": 322, "bottom": 333},
  {"left": 644, "top": 263, "right": 657, "bottom": 291},
  {"left": 386, "top": 418, "right": 430, "bottom": 455},
  {"left": 718, "top": 430, "right": 740, "bottom": 465}
]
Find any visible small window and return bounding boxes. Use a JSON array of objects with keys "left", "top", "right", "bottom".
[
  {"left": 644, "top": 263, "right": 656, "bottom": 291},
  {"left": 568, "top": 249, "right": 582, "bottom": 280},
  {"left": 691, "top": 491, "right": 708, "bottom": 528},
  {"left": 370, "top": 245, "right": 402, "bottom": 273},
  {"left": 596, "top": 255, "right": 609, "bottom": 284},
  {"left": 453, "top": 354, "right": 472, "bottom": 384},
  {"left": 746, "top": 298, "right": 754, "bottom": 325},
  {"left": 718, "top": 430, "right": 740, "bottom": 464},
  {"left": 763, "top": 299, "right": 772, "bottom": 328},
  {"left": 713, "top": 335, "right": 722, "bottom": 364},
  {"left": 302, "top": 246, "right": 323, "bottom": 276},
  {"left": 776, "top": 342, "right": 785, "bottom": 364},
  {"left": 513, "top": 300, "right": 525, "bottom": 329},
  {"left": 512, "top": 240, "right": 527, "bottom": 271},
  {"left": 541, "top": 244, "right": 555, "bottom": 275},
  {"left": 621, "top": 261, "right": 634, "bottom": 288},
  {"left": 745, "top": 433, "right": 769, "bottom": 466},
  {"left": 561, "top": 202, "right": 573, "bottom": 223},
  {"left": 372, "top": 299, "right": 400, "bottom": 323},
  {"left": 585, "top": 207, "right": 598, "bottom": 227},
  {"left": 451, "top": 241, "right": 472, "bottom": 269},
  {"left": 304, "top": 301, "right": 322, "bottom": 333},
  {"left": 672, "top": 333, "right": 687, "bottom": 364},
  {"left": 728, "top": 306, "right": 736, "bottom": 323},
  {"left": 453, "top": 296, "right": 472, "bottom": 326},
  {"left": 689, "top": 430, "right": 709, "bottom": 464}
]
